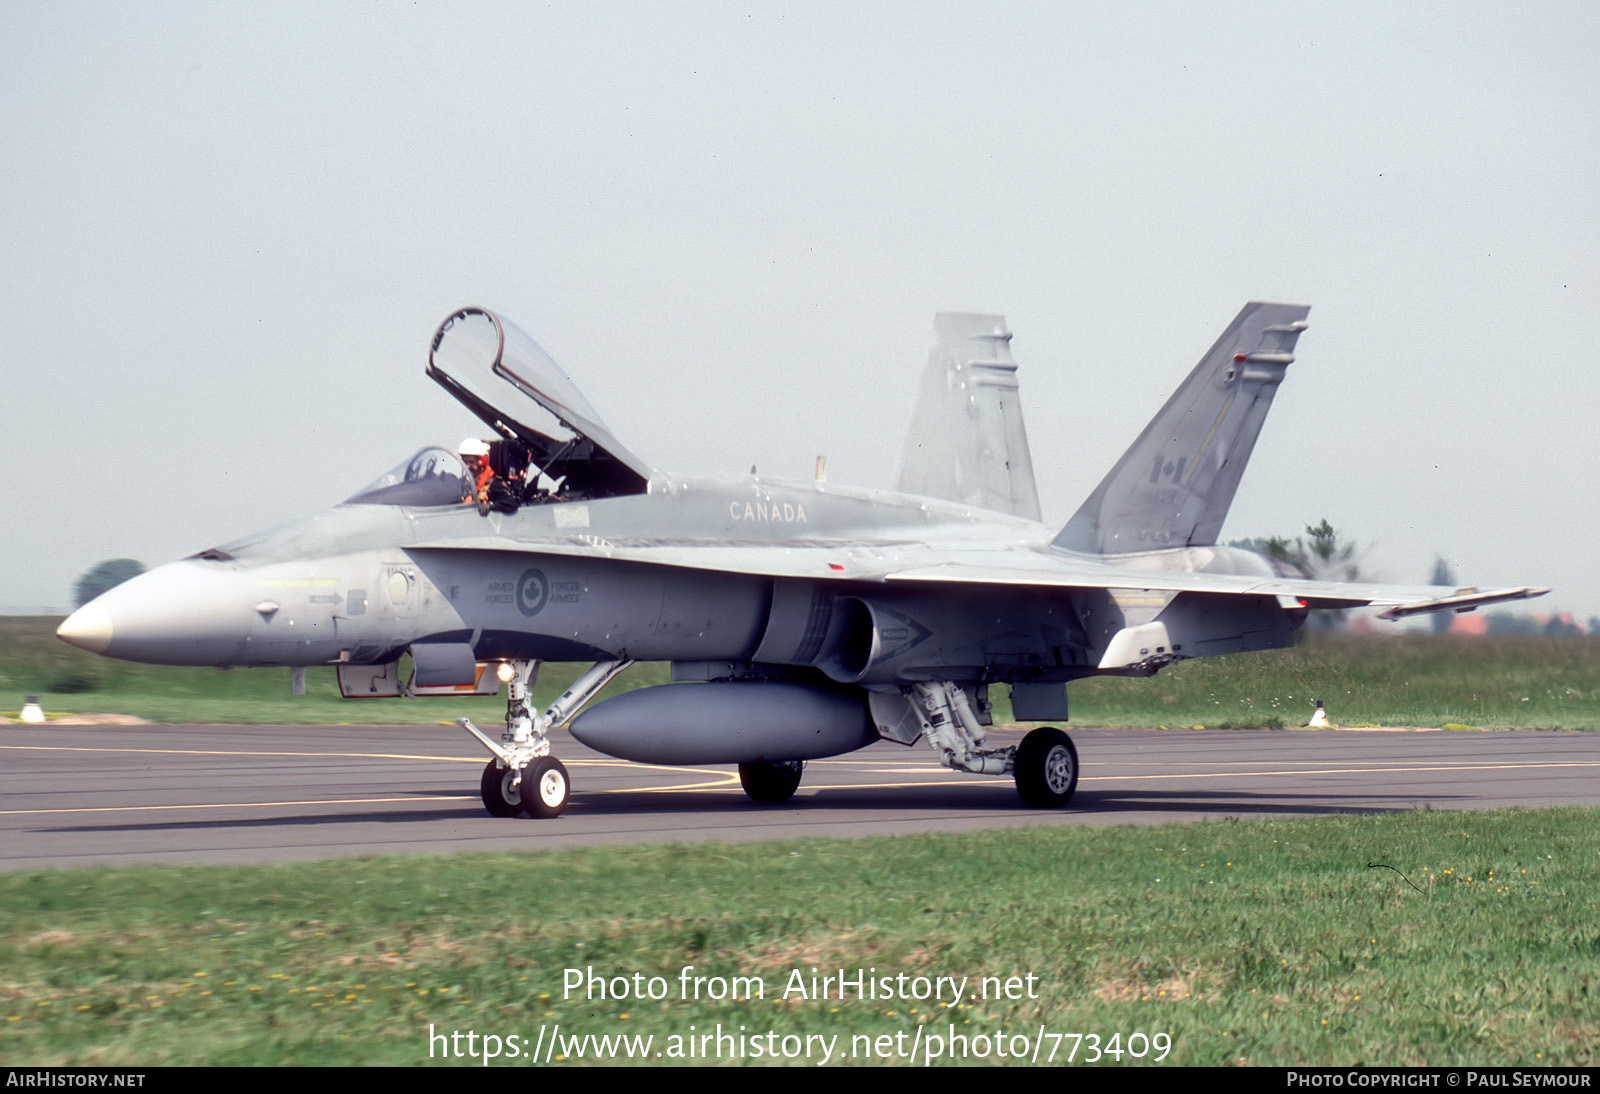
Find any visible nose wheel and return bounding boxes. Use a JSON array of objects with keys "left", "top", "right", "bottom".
[
  {"left": 473, "top": 756, "right": 570, "bottom": 819},
  {"left": 521, "top": 756, "right": 570, "bottom": 818},
  {"left": 480, "top": 761, "right": 526, "bottom": 817}
]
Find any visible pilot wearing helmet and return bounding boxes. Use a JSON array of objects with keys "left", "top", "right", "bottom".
[{"left": 459, "top": 437, "right": 495, "bottom": 514}]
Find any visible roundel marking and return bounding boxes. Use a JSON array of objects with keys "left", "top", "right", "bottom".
[{"left": 515, "top": 569, "right": 549, "bottom": 617}]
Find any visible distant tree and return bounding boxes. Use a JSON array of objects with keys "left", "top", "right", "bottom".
[
  {"left": 1543, "top": 614, "right": 1583, "bottom": 637},
  {"left": 1298, "top": 519, "right": 1362, "bottom": 583},
  {"left": 1230, "top": 534, "right": 1297, "bottom": 566},
  {"left": 1231, "top": 520, "right": 1364, "bottom": 630},
  {"left": 73, "top": 558, "right": 145, "bottom": 607},
  {"left": 1429, "top": 556, "right": 1458, "bottom": 635},
  {"left": 1589, "top": 617, "right": 1600, "bottom": 637}
]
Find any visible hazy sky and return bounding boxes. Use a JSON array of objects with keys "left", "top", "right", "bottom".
[{"left": 5, "top": 2, "right": 1597, "bottom": 621}]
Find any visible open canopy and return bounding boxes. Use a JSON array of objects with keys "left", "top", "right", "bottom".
[{"left": 426, "top": 308, "right": 652, "bottom": 498}]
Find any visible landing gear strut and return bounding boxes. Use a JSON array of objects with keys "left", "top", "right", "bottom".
[
  {"left": 457, "top": 658, "right": 633, "bottom": 819},
  {"left": 900, "top": 681, "right": 1078, "bottom": 809}
]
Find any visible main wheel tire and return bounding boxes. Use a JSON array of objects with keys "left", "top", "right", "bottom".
[
  {"left": 480, "top": 760, "right": 525, "bottom": 818},
  {"left": 1014, "top": 728, "right": 1078, "bottom": 808},
  {"left": 738, "top": 760, "right": 804, "bottom": 804},
  {"left": 520, "top": 756, "right": 570, "bottom": 819}
]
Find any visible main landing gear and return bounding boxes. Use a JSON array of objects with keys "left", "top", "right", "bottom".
[
  {"left": 457, "top": 658, "right": 632, "bottom": 819},
  {"left": 904, "top": 682, "right": 1079, "bottom": 808},
  {"left": 738, "top": 759, "right": 804, "bottom": 804},
  {"left": 1013, "top": 727, "right": 1079, "bottom": 808}
]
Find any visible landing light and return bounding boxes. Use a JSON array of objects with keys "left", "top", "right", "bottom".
[{"left": 496, "top": 662, "right": 516, "bottom": 683}]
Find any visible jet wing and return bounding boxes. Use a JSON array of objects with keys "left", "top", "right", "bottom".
[
  {"left": 407, "top": 533, "right": 1545, "bottom": 619},
  {"left": 407, "top": 534, "right": 935, "bottom": 581},
  {"left": 883, "top": 558, "right": 1548, "bottom": 617}
]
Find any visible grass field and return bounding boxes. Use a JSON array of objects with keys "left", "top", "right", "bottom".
[
  {"left": 6, "top": 616, "right": 1599, "bottom": 729},
  {"left": 2, "top": 808, "right": 1596, "bottom": 1066}
]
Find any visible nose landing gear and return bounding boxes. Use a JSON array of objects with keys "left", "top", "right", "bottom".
[{"left": 456, "top": 658, "right": 632, "bottom": 819}]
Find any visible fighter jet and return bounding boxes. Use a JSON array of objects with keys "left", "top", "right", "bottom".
[{"left": 57, "top": 304, "right": 1546, "bottom": 818}]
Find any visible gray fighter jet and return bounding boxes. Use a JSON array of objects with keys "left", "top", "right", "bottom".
[{"left": 58, "top": 304, "right": 1546, "bottom": 817}]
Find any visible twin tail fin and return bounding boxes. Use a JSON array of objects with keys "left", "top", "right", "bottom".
[{"left": 1054, "top": 302, "right": 1311, "bottom": 555}]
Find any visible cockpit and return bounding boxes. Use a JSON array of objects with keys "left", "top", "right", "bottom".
[
  {"left": 344, "top": 447, "right": 470, "bottom": 507},
  {"left": 345, "top": 308, "right": 656, "bottom": 513},
  {"left": 341, "top": 438, "right": 585, "bottom": 512}
]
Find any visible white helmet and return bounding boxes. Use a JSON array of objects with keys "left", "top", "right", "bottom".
[{"left": 458, "top": 437, "right": 491, "bottom": 458}]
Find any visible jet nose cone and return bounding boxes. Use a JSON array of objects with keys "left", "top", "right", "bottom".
[
  {"left": 55, "top": 560, "right": 253, "bottom": 665},
  {"left": 57, "top": 603, "right": 114, "bottom": 654}
]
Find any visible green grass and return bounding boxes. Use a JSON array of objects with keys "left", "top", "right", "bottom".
[
  {"left": 1062, "top": 633, "right": 1600, "bottom": 730},
  {"left": 2, "top": 809, "right": 1596, "bottom": 1065},
  {"left": 6, "top": 616, "right": 1598, "bottom": 728}
]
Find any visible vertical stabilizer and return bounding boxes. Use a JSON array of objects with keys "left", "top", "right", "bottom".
[
  {"left": 1054, "top": 302, "right": 1310, "bottom": 554},
  {"left": 895, "top": 313, "right": 1043, "bottom": 521}
]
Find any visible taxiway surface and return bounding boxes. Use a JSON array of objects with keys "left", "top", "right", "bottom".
[{"left": 3, "top": 723, "right": 1597, "bottom": 869}]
